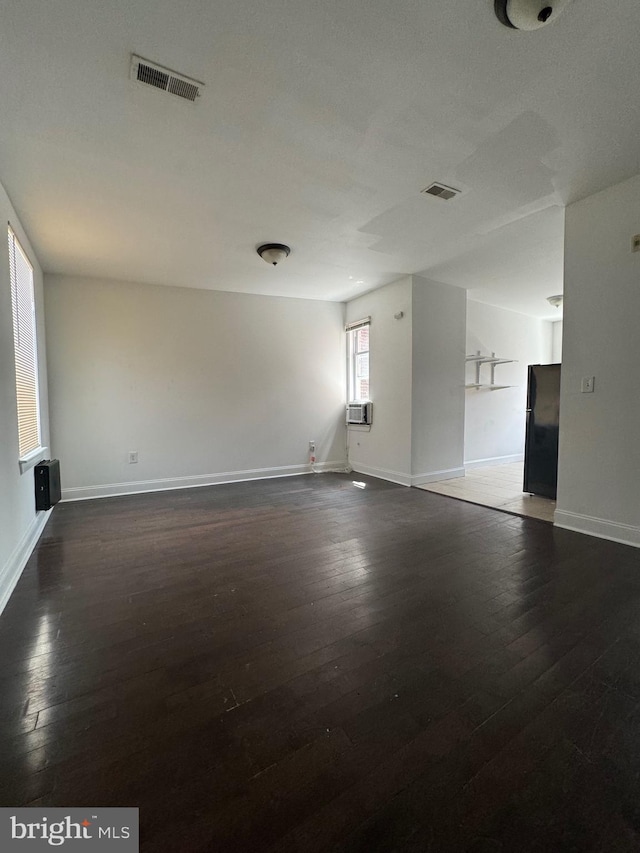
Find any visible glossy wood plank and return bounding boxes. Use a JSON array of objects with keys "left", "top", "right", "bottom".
[{"left": 1, "top": 473, "right": 639, "bottom": 851}]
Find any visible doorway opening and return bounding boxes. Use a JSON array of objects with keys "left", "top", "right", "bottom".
[{"left": 418, "top": 299, "right": 562, "bottom": 523}]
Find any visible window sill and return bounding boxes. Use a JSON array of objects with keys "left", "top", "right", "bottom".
[{"left": 19, "top": 447, "right": 49, "bottom": 475}]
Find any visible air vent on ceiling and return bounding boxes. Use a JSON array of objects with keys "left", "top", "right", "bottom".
[
  {"left": 421, "top": 182, "right": 460, "bottom": 201},
  {"left": 130, "top": 55, "right": 203, "bottom": 102}
]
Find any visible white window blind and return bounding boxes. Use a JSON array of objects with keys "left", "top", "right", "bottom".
[
  {"left": 345, "top": 317, "right": 371, "bottom": 332},
  {"left": 8, "top": 226, "right": 41, "bottom": 458}
]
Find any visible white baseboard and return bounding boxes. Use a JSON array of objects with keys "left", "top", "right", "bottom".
[
  {"left": 554, "top": 510, "right": 640, "bottom": 549},
  {"left": 411, "top": 467, "right": 465, "bottom": 487},
  {"left": 464, "top": 454, "right": 524, "bottom": 470},
  {"left": 0, "top": 509, "right": 53, "bottom": 616},
  {"left": 350, "top": 463, "right": 411, "bottom": 487},
  {"left": 314, "top": 462, "right": 352, "bottom": 474},
  {"left": 349, "top": 463, "right": 467, "bottom": 488},
  {"left": 61, "top": 461, "right": 349, "bottom": 502}
]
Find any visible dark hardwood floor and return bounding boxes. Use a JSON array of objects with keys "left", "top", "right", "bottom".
[{"left": 1, "top": 473, "right": 640, "bottom": 851}]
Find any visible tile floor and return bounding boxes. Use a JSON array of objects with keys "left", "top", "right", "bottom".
[{"left": 416, "top": 461, "right": 556, "bottom": 523}]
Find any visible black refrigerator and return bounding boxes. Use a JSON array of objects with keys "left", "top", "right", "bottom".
[{"left": 523, "top": 364, "right": 561, "bottom": 499}]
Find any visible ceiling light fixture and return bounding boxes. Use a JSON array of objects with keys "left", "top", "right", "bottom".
[
  {"left": 257, "top": 243, "right": 290, "bottom": 266},
  {"left": 547, "top": 294, "right": 563, "bottom": 308},
  {"left": 494, "top": 0, "right": 572, "bottom": 31}
]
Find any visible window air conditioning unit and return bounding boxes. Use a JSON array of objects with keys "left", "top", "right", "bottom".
[{"left": 346, "top": 402, "right": 372, "bottom": 425}]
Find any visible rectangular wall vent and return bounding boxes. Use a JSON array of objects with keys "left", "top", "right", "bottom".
[
  {"left": 130, "top": 55, "right": 203, "bottom": 102},
  {"left": 421, "top": 182, "right": 460, "bottom": 201}
]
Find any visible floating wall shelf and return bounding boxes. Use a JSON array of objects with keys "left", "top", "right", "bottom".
[{"left": 465, "top": 351, "right": 516, "bottom": 390}]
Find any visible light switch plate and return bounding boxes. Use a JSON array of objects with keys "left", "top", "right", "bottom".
[{"left": 581, "top": 376, "right": 595, "bottom": 393}]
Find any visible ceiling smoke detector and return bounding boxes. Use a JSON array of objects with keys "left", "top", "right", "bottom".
[
  {"left": 494, "top": 0, "right": 573, "bottom": 31},
  {"left": 547, "top": 294, "right": 563, "bottom": 308},
  {"left": 130, "top": 55, "right": 204, "bottom": 102},
  {"left": 257, "top": 243, "right": 291, "bottom": 266},
  {"left": 421, "top": 182, "right": 460, "bottom": 201}
]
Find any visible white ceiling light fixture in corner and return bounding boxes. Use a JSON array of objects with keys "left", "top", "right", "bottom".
[
  {"left": 257, "top": 244, "right": 290, "bottom": 266},
  {"left": 547, "top": 294, "right": 563, "bottom": 308}
]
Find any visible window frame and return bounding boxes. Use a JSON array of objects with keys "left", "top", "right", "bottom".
[
  {"left": 8, "top": 224, "right": 46, "bottom": 472},
  {"left": 346, "top": 318, "right": 371, "bottom": 404}
]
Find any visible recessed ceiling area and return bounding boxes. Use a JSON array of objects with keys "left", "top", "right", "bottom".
[{"left": 0, "top": 0, "right": 638, "bottom": 318}]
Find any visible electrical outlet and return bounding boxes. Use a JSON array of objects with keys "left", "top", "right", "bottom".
[
  {"left": 632, "top": 234, "right": 640, "bottom": 253},
  {"left": 128, "top": 451, "right": 138, "bottom": 464},
  {"left": 581, "top": 376, "right": 595, "bottom": 394},
  {"left": 309, "top": 440, "right": 315, "bottom": 453}
]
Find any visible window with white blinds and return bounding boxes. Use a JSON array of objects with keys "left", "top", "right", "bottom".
[{"left": 8, "top": 226, "right": 42, "bottom": 459}]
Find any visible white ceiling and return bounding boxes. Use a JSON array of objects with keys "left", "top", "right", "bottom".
[{"left": 0, "top": 0, "right": 638, "bottom": 318}]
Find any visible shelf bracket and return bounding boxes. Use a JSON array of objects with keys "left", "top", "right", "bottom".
[{"left": 490, "top": 352, "right": 497, "bottom": 387}]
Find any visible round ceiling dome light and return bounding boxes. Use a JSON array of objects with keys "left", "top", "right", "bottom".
[
  {"left": 494, "top": 0, "right": 572, "bottom": 30},
  {"left": 547, "top": 294, "right": 563, "bottom": 308},
  {"left": 257, "top": 243, "right": 291, "bottom": 266}
]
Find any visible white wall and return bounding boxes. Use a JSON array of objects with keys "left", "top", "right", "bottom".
[
  {"left": 411, "top": 276, "right": 466, "bottom": 484},
  {"left": 345, "top": 276, "right": 413, "bottom": 484},
  {"left": 0, "top": 182, "right": 51, "bottom": 612},
  {"left": 552, "top": 320, "right": 563, "bottom": 363},
  {"left": 345, "top": 275, "right": 466, "bottom": 486},
  {"left": 556, "top": 173, "right": 640, "bottom": 547},
  {"left": 465, "top": 300, "right": 553, "bottom": 467},
  {"left": 45, "top": 276, "right": 346, "bottom": 499}
]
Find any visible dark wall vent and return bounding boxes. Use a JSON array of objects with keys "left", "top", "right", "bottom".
[
  {"left": 421, "top": 182, "right": 460, "bottom": 201},
  {"left": 130, "top": 55, "right": 203, "bottom": 102}
]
